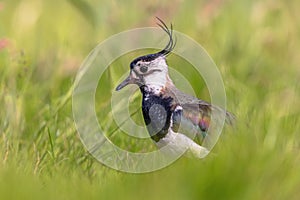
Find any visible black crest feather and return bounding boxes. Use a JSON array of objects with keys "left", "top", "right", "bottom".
[
  {"left": 130, "top": 17, "right": 176, "bottom": 69},
  {"left": 155, "top": 17, "right": 176, "bottom": 56}
]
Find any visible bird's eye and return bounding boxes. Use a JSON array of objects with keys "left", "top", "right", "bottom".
[{"left": 140, "top": 66, "right": 148, "bottom": 73}]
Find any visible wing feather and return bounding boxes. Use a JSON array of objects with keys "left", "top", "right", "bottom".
[{"left": 169, "top": 86, "right": 234, "bottom": 147}]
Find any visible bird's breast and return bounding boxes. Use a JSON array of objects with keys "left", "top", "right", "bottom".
[{"left": 141, "top": 93, "right": 174, "bottom": 142}]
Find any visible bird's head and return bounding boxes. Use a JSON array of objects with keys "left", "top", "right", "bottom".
[{"left": 116, "top": 18, "right": 175, "bottom": 91}]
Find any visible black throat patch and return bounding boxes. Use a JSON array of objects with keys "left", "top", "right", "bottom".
[{"left": 140, "top": 88, "right": 174, "bottom": 142}]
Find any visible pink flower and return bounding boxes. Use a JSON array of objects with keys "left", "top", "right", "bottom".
[
  {"left": 0, "top": 2, "right": 4, "bottom": 11},
  {"left": 0, "top": 38, "right": 10, "bottom": 50}
]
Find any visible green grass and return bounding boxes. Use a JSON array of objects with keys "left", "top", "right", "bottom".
[{"left": 1, "top": 0, "right": 300, "bottom": 199}]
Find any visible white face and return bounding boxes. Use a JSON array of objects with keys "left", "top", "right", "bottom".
[
  {"left": 132, "top": 56, "right": 169, "bottom": 87},
  {"left": 116, "top": 18, "right": 175, "bottom": 92},
  {"left": 115, "top": 56, "right": 171, "bottom": 92}
]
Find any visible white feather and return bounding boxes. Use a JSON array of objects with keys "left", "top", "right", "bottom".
[
  {"left": 143, "top": 57, "right": 168, "bottom": 94},
  {"left": 156, "top": 130, "right": 210, "bottom": 159}
]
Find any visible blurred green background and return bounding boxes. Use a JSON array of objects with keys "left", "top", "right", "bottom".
[{"left": 0, "top": 0, "right": 300, "bottom": 199}]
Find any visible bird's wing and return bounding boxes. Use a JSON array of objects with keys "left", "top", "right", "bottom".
[{"left": 170, "top": 88, "right": 234, "bottom": 148}]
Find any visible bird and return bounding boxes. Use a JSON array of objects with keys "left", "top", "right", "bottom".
[{"left": 115, "top": 18, "right": 234, "bottom": 158}]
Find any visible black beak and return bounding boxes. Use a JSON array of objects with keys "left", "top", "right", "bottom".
[{"left": 115, "top": 75, "right": 132, "bottom": 91}]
